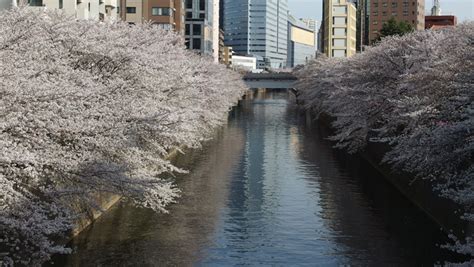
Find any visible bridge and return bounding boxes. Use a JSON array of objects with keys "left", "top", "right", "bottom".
[{"left": 242, "top": 73, "right": 298, "bottom": 90}]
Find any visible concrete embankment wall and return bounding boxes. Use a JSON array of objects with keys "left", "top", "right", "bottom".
[
  {"left": 69, "top": 146, "right": 185, "bottom": 238},
  {"left": 312, "top": 111, "right": 473, "bottom": 238},
  {"left": 68, "top": 97, "right": 243, "bottom": 239}
]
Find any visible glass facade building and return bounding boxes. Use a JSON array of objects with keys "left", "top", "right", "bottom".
[{"left": 222, "top": 0, "right": 288, "bottom": 69}]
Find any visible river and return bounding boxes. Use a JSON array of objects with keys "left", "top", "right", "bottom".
[{"left": 48, "top": 91, "right": 458, "bottom": 266}]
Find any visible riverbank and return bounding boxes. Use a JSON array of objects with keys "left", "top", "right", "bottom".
[
  {"left": 309, "top": 111, "right": 473, "bottom": 239},
  {"left": 48, "top": 91, "right": 461, "bottom": 266}
]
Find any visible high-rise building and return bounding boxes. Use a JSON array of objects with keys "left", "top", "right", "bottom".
[
  {"left": 288, "top": 15, "right": 315, "bottom": 67},
  {"left": 222, "top": 0, "right": 288, "bottom": 69},
  {"left": 119, "top": 0, "right": 185, "bottom": 33},
  {"left": 322, "top": 0, "right": 357, "bottom": 58},
  {"left": 368, "top": 0, "right": 425, "bottom": 43}
]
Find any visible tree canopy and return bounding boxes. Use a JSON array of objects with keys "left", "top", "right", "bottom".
[
  {"left": 375, "top": 17, "right": 414, "bottom": 43},
  {"left": 296, "top": 22, "right": 474, "bottom": 262},
  {"left": 0, "top": 8, "right": 246, "bottom": 266}
]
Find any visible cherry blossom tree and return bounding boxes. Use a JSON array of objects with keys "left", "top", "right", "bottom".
[
  {"left": 0, "top": 8, "right": 246, "bottom": 266},
  {"left": 296, "top": 23, "right": 474, "bottom": 260}
]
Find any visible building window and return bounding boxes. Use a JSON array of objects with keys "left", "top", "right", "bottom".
[
  {"left": 192, "top": 38, "right": 201, "bottom": 50},
  {"left": 27, "top": 0, "right": 43, "bottom": 6},
  {"left": 333, "top": 6, "right": 347, "bottom": 15},
  {"left": 373, "top": 2, "right": 378, "bottom": 7},
  {"left": 199, "top": 0, "right": 205, "bottom": 11},
  {"left": 185, "top": 0, "right": 192, "bottom": 9},
  {"left": 391, "top": 2, "right": 397, "bottom": 8},
  {"left": 152, "top": 7, "right": 172, "bottom": 16},
  {"left": 185, "top": 38, "right": 190, "bottom": 48},
  {"left": 373, "top": 11, "right": 378, "bottom": 16},
  {"left": 391, "top": 12, "right": 397, "bottom": 16},
  {"left": 185, "top": 24, "right": 190, "bottom": 35},
  {"left": 126, "top": 7, "right": 136, "bottom": 13},
  {"left": 192, "top": 24, "right": 201, "bottom": 35},
  {"left": 382, "top": 2, "right": 387, "bottom": 7},
  {"left": 186, "top": 12, "right": 192, "bottom": 18},
  {"left": 333, "top": 17, "right": 346, "bottom": 25},
  {"left": 333, "top": 28, "right": 346, "bottom": 36},
  {"left": 333, "top": 39, "right": 346, "bottom": 47},
  {"left": 373, "top": 20, "right": 378, "bottom": 25},
  {"left": 58, "top": 0, "right": 62, "bottom": 8},
  {"left": 382, "top": 11, "right": 387, "bottom": 16},
  {"left": 332, "top": 49, "right": 346, "bottom": 58}
]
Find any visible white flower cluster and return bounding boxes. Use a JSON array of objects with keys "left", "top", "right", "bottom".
[
  {"left": 0, "top": 8, "right": 246, "bottom": 266},
  {"left": 296, "top": 23, "right": 473, "bottom": 259}
]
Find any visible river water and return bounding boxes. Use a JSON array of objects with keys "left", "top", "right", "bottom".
[{"left": 49, "top": 91, "right": 457, "bottom": 266}]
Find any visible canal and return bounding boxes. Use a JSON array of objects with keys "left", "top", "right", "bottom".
[{"left": 49, "top": 91, "right": 457, "bottom": 266}]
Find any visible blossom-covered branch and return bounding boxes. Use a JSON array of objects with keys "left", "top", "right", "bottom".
[
  {"left": 296, "top": 23, "right": 473, "bottom": 259},
  {"left": 0, "top": 8, "right": 246, "bottom": 266}
]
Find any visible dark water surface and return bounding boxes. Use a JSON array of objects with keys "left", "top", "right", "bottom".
[{"left": 49, "top": 91, "right": 456, "bottom": 266}]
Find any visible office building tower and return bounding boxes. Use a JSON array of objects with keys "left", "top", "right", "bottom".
[{"left": 222, "top": 0, "right": 288, "bottom": 69}]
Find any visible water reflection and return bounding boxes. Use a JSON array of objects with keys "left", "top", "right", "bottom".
[{"left": 49, "top": 91, "right": 457, "bottom": 266}]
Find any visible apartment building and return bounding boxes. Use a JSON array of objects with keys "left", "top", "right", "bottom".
[
  {"left": 120, "top": 0, "right": 185, "bottom": 33},
  {"left": 322, "top": 0, "right": 357, "bottom": 58},
  {"left": 5, "top": 0, "right": 119, "bottom": 21},
  {"left": 369, "top": 0, "right": 425, "bottom": 43}
]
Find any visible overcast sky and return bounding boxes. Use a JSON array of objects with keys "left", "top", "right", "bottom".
[{"left": 288, "top": 0, "right": 474, "bottom": 25}]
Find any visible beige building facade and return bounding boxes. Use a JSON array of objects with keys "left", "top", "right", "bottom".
[
  {"left": 9, "top": 0, "right": 119, "bottom": 21},
  {"left": 323, "top": 0, "right": 357, "bottom": 58}
]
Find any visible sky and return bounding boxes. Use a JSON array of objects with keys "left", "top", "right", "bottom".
[{"left": 288, "top": 0, "right": 474, "bottom": 26}]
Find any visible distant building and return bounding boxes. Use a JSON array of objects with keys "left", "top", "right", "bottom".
[
  {"left": 368, "top": 0, "right": 425, "bottom": 43},
  {"left": 287, "top": 15, "right": 315, "bottom": 67},
  {"left": 119, "top": 0, "right": 185, "bottom": 33},
  {"left": 299, "top": 18, "right": 318, "bottom": 51},
  {"left": 232, "top": 55, "right": 257, "bottom": 71},
  {"left": 222, "top": 0, "right": 288, "bottom": 69},
  {"left": 221, "top": 46, "right": 233, "bottom": 66},
  {"left": 3, "top": 0, "right": 119, "bottom": 21},
  {"left": 322, "top": 0, "right": 357, "bottom": 58},
  {"left": 184, "top": 0, "right": 218, "bottom": 58},
  {"left": 425, "top": 15, "right": 456, "bottom": 29},
  {"left": 349, "top": 0, "right": 370, "bottom": 52},
  {"left": 431, "top": 0, "right": 441, "bottom": 16},
  {"left": 425, "top": 0, "right": 456, "bottom": 30}
]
